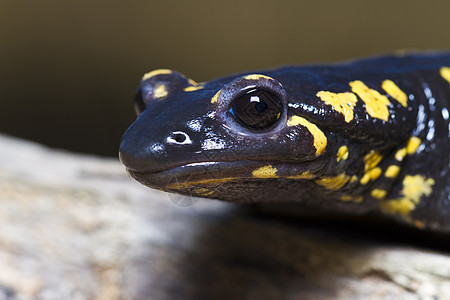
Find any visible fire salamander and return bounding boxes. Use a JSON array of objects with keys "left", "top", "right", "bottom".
[{"left": 120, "top": 52, "right": 450, "bottom": 233}]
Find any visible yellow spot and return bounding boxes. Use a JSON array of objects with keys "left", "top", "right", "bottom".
[
  {"left": 154, "top": 84, "right": 168, "bottom": 98},
  {"left": 349, "top": 80, "right": 391, "bottom": 121},
  {"left": 336, "top": 145, "right": 349, "bottom": 162},
  {"left": 167, "top": 177, "right": 236, "bottom": 189},
  {"left": 211, "top": 90, "right": 221, "bottom": 104},
  {"left": 188, "top": 78, "right": 198, "bottom": 86},
  {"left": 440, "top": 67, "right": 450, "bottom": 85},
  {"left": 142, "top": 69, "right": 172, "bottom": 80},
  {"left": 252, "top": 165, "right": 278, "bottom": 178},
  {"left": 395, "top": 148, "right": 407, "bottom": 161},
  {"left": 316, "top": 173, "right": 351, "bottom": 190},
  {"left": 316, "top": 91, "right": 358, "bottom": 123},
  {"left": 184, "top": 85, "right": 204, "bottom": 92},
  {"left": 371, "top": 189, "right": 387, "bottom": 199},
  {"left": 381, "top": 175, "right": 435, "bottom": 216},
  {"left": 364, "top": 150, "right": 383, "bottom": 171},
  {"left": 287, "top": 116, "right": 327, "bottom": 155},
  {"left": 360, "top": 150, "right": 383, "bottom": 185},
  {"left": 287, "top": 171, "right": 315, "bottom": 179},
  {"left": 406, "top": 137, "right": 421, "bottom": 154},
  {"left": 350, "top": 175, "right": 358, "bottom": 183},
  {"left": 360, "top": 167, "right": 382, "bottom": 185},
  {"left": 414, "top": 220, "right": 425, "bottom": 229},
  {"left": 385, "top": 165, "right": 400, "bottom": 178},
  {"left": 340, "top": 195, "right": 364, "bottom": 203},
  {"left": 244, "top": 74, "right": 273, "bottom": 81},
  {"left": 381, "top": 79, "right": 408, "bottom": 107},
  {"left": 195, "top": 188, "right": 215, "bottom": 196}
]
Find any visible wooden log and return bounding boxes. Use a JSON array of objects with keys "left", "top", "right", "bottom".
[{"left": 0, "top": 134, "right": 448, "bottom": 300}]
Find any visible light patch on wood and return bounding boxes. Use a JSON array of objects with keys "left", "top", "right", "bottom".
[
  {"left": 380, "top": 175, "right": 435, "bottom": 217},
  {"left": 252, "top": 165, "right": 278, "bottom": 178},
  {"left": 440, "top": 67, "right": 450, "bottom": 85},
  {"left": 382, "top": 79, "right": 408, "bottom": 107},
  {"left": 349, "top": 80, "right": 391, "bottom": 121},
  {"left": 316, "top": 91, "right": 358, "bottom": 123},
  {"left": 287, "top": 116, "right": 327, "bottom": 156},
  {"left": 336, "top": 145, "right": 349, "bottom": 162}
]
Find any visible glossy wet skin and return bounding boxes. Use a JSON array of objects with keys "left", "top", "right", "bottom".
[{"left": 120, "top": 53, "right": 450, "bottom": 233}]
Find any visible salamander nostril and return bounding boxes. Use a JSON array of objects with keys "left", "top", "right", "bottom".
[{"left": 166, "top": 131, "right": 192, "bottom": 145}]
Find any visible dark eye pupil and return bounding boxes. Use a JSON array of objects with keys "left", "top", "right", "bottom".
[{"left": 229, "top": 89, "right": 283, "bottom": 131}]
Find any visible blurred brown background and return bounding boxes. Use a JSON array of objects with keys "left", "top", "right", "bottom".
[{"left": 1, "top": 0, "right": 449, "bottom": 157}]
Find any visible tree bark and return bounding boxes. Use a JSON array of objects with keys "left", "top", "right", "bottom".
[{"left": 0, "top": 134, "right": 448, "bottom": 300}]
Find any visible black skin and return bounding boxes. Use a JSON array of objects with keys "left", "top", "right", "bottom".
[{"left": 120, "top": 52, "right": 450, "bottom": 233}]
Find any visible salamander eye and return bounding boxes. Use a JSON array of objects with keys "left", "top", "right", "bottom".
[{"left": 229, "top": 89, "right": 283, "bottom": 131}]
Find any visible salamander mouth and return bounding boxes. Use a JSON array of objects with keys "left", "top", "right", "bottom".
[{"left": 125, "top": 159, "right": 322, "bottom": 193}]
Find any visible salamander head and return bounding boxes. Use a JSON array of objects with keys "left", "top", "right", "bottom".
[{"left": 119, "top": 69, "right": 334, "bottom": 203}]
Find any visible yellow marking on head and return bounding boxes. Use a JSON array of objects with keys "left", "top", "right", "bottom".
[
  {"left": 440, "top": 67, "right": 450, "bottom": 85},
  {"left": 371, "top": 189, "right": 387, "bottom": 199},
  {"left": 316, "top": 91, "right": 358, "bottom": 123},
  {"left": 381, "top": 80, "right": 408, "bottom": 107},
  {"left": 287, "top": 116, "right": 327, "bottom": 155},
  {"left": 336, "top": 145, "right": 349, "bottom": 162},
  {"left": 406, "top": 137, "right": 421, "bottom": 154},
  {"left": 395, "top": 148, "right": 407, "bottom": 161},
  {"left": 188, "top": 78, "right": 198, "bottom": 86},
  {"left": 167, "top": 177, "right": 236, "bottom": 189},
  {"left": 142, "top": 69, "right": 172, "bottom": 80},
  {"left": 349, "top": 80, "right": 391, "bottom": 121},
  {"left": 341, "top": 195, "right": 363, "bottom": 203},
  {"left": 244, "top": 74, "right": 273, "bottom": 81},
  {"left": 211, "top": 90, "right": 221, "bottom": 104},
  {"left": 286, "top": 171, "right": 315, "bottom": 179},
  {"left": 252, "top": 165, "right": 278, "bottom": 178},
  {"left": 184, "top": 85, "right": 204, "bottom": 92},
  {"left": 385, "top": 165, "right": 400, "bottom": 178},
  {"left": 380, "top": 174, "right": 435, "bottom": 217},
  {"left": 154, "top": 84, "right": 168, "bottom": 98},
  {"left": 350, "top": 175, "right": 358, "bottom": 183},
  {"left": 316, "top": 173, "right": 350, "bottom": 190}
]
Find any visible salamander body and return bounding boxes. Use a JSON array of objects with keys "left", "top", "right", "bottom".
[{"left": 120, "top": 52, "right": 450, "bottom": 233}]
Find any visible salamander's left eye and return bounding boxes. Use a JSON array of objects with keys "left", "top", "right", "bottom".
[{"left": 229, "top": 89, "right": 283, "bottom": 131}]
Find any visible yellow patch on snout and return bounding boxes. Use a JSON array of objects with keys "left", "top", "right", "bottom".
[
  {"left": 252, "top": 165, "right": 279, "bottom": 178},
  {"left": 381, "top": 79, "right": 408, "bottom": 107},
  {"left": 287, "top": 116, "right": 327, "bottom": 156},
  {"left": 349, "top": 80, "right": 391, "bottom": 121},
  {"left": 244, "top": 74, "right": 274, "bottom": 81},
  {"left": 154, "top": 84, "right": 168, "bottom": 98},
  {"left": 316, "top": 91, "right": 358, "bottom": 123}
]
